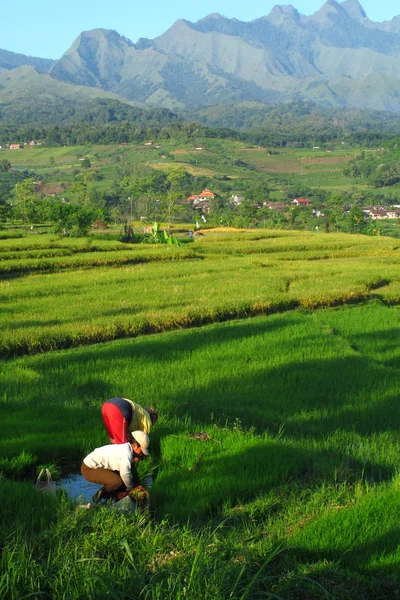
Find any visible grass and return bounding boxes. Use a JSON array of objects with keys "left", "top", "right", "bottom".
[
  {"left": 2, "top": 229, "right": 400, "bottom": 597},
  {"left": 0, "top": 141, "right": 365, "bottom": 199},
  {"left": 1, "top": 230, "right": 400, "bottom": 358},
  {"left": 1, "top": 302, "right": 400, "bottom": 596},
  {"left": 3, "top": 138, "right": 400, "bottom": 210}
]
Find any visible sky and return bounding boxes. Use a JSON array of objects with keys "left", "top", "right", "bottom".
[{"left": 2, "top": 0, "right": 400, "bottom": 59}]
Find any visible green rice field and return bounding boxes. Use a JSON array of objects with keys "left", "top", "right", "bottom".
[
  {"left": 0, "top": 140, "right": 365, "bottom": 193},
  {"left": 1, "top": 228, "right": 400, "bottom": 599}
]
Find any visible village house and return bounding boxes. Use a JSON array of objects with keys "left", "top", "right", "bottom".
[
  {"left": 362, "top": 206, "right": 399, "bottom": 219},
  {"left": 37, "top": 184, "right": 66, "bottom": 197},
  {"left": 230, "top": 195, "right": 244, "bottom": 206},
  {"left": 292, "top": 198, "right": 312, "bottom": 206},
  {"left": 187, "top": 189, "right": 215, "bottom": 214},
  {"left": 187, "top": 188, "right": 215, "bottom": 203},
  {"left": 193, "top": 199, "right": 211, "bottom": 213},
  {"left": 263, "top": 202, "right": 287, "bottom": 210},
  {"left": 9, "top": 144, "right": 23, "bottom": 150},
  {"left": 198, "top": 189, "right": 215, "bottom": 200}
]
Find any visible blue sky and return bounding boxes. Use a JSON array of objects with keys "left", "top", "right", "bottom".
[{"left": 3, "top": 0, "right": 399, "bottom": 59}]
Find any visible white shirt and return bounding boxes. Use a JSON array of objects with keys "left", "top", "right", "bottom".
[{"left": 83, "top": 442, "right": 134, "bottom": 489}]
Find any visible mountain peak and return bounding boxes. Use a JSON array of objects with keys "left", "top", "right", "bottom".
[
  {"left": 77, "top": 28, "right": 133, "bottom": 47},
  {"left": 321, "top": 0, "right": 340, "bottom": 10},
  {"left": 268, "top": 4, "right": 300, "bottom": 21},
  {"left": 310, "top": 0, "right": 346, "bottom": 24},
  {"left": 197, "top": 13, "right": 225, "bottom": 22},
  {"left": 340, "top": 0, "right": 367, "bottom": 20}
]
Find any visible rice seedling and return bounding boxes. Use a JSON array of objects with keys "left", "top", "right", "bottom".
[
  {"left": 1, "top": 230, "right": 400, "bottom": 597},
  {"left": 1, "top": 230, "right": 400, "bottom": 358}
]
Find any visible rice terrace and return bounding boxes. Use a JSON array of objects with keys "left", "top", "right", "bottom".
[
  {"left": 1, "top": 220, "right": 400, "bottom": 599},
  {"left": 3, "top": 11, "right": 400, "bottom": 595}
]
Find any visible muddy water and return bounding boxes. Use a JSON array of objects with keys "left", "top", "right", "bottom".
[
  {"left": 59, "top": 474, "right": 101, "bottom": 503},
  {"left": 59, "top": 474, "right": 153, "bottom": 503}
]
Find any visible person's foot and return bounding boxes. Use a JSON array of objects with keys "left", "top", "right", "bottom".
[{"left": 90, "top": 489, "right": 104, "bottom": 505}]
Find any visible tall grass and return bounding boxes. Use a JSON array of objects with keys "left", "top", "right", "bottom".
[
  {"left": 2, "top": 230, "right": 400, "bottom": 597},
  {"left": 1, "top": 230, "right": 400, "bottom": 358},
  {"left": 1, "top": 303, "right": 400, "bottom": 595}
]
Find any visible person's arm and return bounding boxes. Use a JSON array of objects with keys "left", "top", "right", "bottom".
[
  {"left": 130, "top": 464, "right": 140, "bottom": 487},
  {"left": 119, "top": 455, "right": 133, "bottom": 490}
]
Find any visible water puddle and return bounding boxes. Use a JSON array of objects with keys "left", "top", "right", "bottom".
[
  {"left": 59, "top": 474, "right": 101, "bottom": 504},
  {"left": 59, "top": 474, "right": 153, "bottom": 505}
]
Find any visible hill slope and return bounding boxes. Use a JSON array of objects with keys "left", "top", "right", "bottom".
[
  {"left": 46, "top": 1, "right": 400, "bottom": 111},
  {"left": 2, "top": 1, "right": 400, "bottom": 116},
  {"left": 0, "top": 66, "right": 178, "bottom": 125},
  {"left": 0, "top": 49, "right": 54, "bottom": 73}
]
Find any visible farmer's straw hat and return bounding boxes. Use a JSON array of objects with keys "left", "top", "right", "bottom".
[{"left": 131, "top": 430, "right": 150, "bottom": 455}]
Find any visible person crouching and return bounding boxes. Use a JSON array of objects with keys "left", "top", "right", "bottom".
[{"left": 81, "top": 430, "right": 150, "bottom": 504}]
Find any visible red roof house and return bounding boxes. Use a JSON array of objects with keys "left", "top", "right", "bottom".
[
  {"left": 199, "top": 189, "right": 215, "bottom": 199},
  {"left": 292, "top": 198, "right": 312, "bottom": 206}
]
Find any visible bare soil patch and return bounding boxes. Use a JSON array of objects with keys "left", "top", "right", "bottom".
[{"left": 301, "top": 156, "right": 349, "bottom": 165}]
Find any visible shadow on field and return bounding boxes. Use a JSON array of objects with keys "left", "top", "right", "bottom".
[
  {"left": 347, "top": 326, "right": 400, "bottom": 369},
  {"left": 0, "top": 401, "right": 101, "bottom": 467},
  {"left": 151, "top": 438, "right": 390, "bottom": 523},
  {"left": 283, "top": 527, "right": 400, "bottom": 582},
  {"left": 152, "top": 441, "right": 309, "bottom": 521},
  {"left": 29, "top": 313, "right": 301, "bottom": 369},
  {"left": 164, "top": 351, "right": 400, "bottom": 439},
  {"left": 2, "top": 312, "right": 400, "bottom": 483},
  {"left": 11, "top": 318, "right": 67, "bottom": 330}
]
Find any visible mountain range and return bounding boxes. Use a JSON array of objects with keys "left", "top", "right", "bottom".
[{"left": 2, "top": 0, "right": 400, "bottom": 123}]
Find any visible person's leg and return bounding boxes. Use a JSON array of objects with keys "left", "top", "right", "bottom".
[
  {"left": 81, "top": 462, "right": 125, "bottom": 499},
  {"left": 101, "top": 402, "right": 128, "bottom": 444}
]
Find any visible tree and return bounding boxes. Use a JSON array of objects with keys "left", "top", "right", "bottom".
[
  {"left": 159, "top": 191, "right": 184, "bottom": 231},
  {"left": 70, "top": 172, "right": 96, "bottom": 206},
  {"left": 12, "top": 179, "right": 40, "bottom": 224},
  {"left": 0, "top": 160, "right": 11, "bottom": 173},
  {"left": 166, "top": 166, "right": 193, "bottom": 195},
  {"left": 347, "top": 205, "right": 366, "bottom": 233},
  {"left": 53, "top": 203, "right": 97, "bottom": 236},
  {"left": 80, "top": 157, "right": 91, "bottom": 169},
  {"left": 70, "top": 179, "right": 88, "bottom": 205}
]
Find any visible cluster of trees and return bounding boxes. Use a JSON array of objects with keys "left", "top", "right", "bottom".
[
  {"left": 1, "top": 164, "right": 210, "bottom": 234},
  {"left": 343, "top": 148, "right": 400, "bottom": 188},
  {"left": 0, "top": 97, "right": 179, "bottom": 127},
  {"left": 1, "top": 137, "right": 396, "bottom": 237},
  {"left": 7, "top": 177, "right": 103, "bottom": 236},
  {"left": 187, "top": 101, "right": 400, "bottom": 148},
  {"left": 1, "top": 107, "right": 397, "bottom": 150},
  {"left": 205, "top": 193, "right": 380, "bottom": 236}
]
